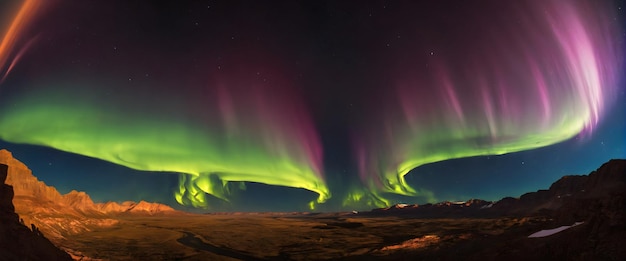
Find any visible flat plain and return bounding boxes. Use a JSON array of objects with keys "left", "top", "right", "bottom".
[{"left": 57, "top": 212, "right": 554, "bottom": 260}]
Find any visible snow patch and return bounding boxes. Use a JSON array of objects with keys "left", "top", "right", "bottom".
[{"left": 528, "top": 222, "right": 584, "bottom": 238}]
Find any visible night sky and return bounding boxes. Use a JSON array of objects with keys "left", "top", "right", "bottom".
[{"left": 0, "top": 0, "right": 624, "bottom": 212}]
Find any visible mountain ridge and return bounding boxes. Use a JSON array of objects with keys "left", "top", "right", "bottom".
[
  {"left": 0, "top": 149, "right": 181, "bottom": 242},
  {"left": 365, "top": 159, "right": 626, "bottom": 221},
  {"left": 0, "top": 163, "right": 72, "bottom": 260},
  {"left": 0, "top": 149, "right": 177, "bottom": 214},
  {"left": 1, "top": 148, "right": 624, "bottom": 260}
]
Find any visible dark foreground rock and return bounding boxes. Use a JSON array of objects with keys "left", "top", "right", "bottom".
[
  {"left": 0, "top": 149, "right": 181, "bottom": 242},
  {"left": 0, "top": 164, "right": 71, "bottom": 261},
  {"left": 355, "top": 159, "right": 626, "bottom": 260}
]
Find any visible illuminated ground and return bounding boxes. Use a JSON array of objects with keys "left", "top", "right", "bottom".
[{"left": 56, "top": 213, "right": 556, "bottom": 260}]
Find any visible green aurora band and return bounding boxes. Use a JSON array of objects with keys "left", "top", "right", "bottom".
[
  {"left": 0, "top": 80, "right": 330, "bottom": 209},
  {"left": 0, "top": 0, "right": 623, "bottom": 211},
  {"left": 0, "top": 0, "right": 332, "bottom": 210},
  {"left": 350, "top": 0, "right": 623, "bottom": 208}
]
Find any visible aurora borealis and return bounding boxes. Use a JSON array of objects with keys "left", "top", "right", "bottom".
[
  {"left": 350, "top": 0, "right": 624, "bottom": 207},
  {"left": 0, "top": 0, "right": 624, "bottom": 211}
]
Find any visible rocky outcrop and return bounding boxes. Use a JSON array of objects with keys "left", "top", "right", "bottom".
[
  {"left": 0, "top": 165, "right": 18, "bottom": 226},
  {"left": 94, "top": 200, "right": 176, "bottom": 214},
  {"left": 361, "top": 159, "right": 626, "bottom": 260},
  {"left": 0, "top": 149, "right": 180, "bottom": 241},
  {"left": 62, "top": 190, "right": 97, "bottom": 213},
  {"left": 365, "top": 159, "right": 625, "bottom": 221},
  {"left": 0, "top": 150, "right": 65, "bottom": 203},
  {"left": 0, "top": 149, "right": 176, "bottom": 215},
  {"left": 491, "top": 159, "right": 626, "bottom": 219},
  {"left": 548, "top": 160, "right": 626, "bottom": 259},
  {"left": 60, "top": 188, "right": 176, "bottom": 215},
  {"left": 0, "top": 164, "right": 72, "bottom": 260},
  {"left": 477, "top": 160, "right": 626, "bottom": 260}
]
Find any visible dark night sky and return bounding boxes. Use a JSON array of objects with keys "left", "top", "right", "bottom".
[{"left": 0, "top": 0, "right": 624, "bottom": 212}]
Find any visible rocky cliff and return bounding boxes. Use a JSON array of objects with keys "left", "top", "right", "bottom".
[
  {"left": 366, "top": 159, "right": 626, "bottom": 222},
  {"left": 0, "top": 164, "right": 72, "bottom": 260},
  {"left": 0, "top": 149, "right": 179, "bottom": 241},
  {"left": 491, "top": 159, "right": 626, "bottom": 220},
  {"left": 465, "top": 160, "right": 626, "bottom": 260},
  {"left": 364, "top": 159, "right": 626, "bottom": 260}
]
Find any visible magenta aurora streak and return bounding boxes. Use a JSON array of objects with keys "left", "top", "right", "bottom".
[{"left": 349, "top": 0, "right": 623, "bottom": 206}]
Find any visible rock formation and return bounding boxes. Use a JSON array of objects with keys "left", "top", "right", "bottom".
[
  {"left": 0, "top": 149, "right": 179, "bottom": 241},
  {"left": 366, "top": 159, "right": 625, "bottom": 222},
  {"left": 0, "top": 164, "right": 72, "bottom": 260},
  {"left": 369, "top": 199, "right": 494, "bottom": 218},
  {"left": 361, "top": 159, "right": 626, "bottom": 260},
  {"left": 491, "top": 159, "right": 626, "bottom": 219}
]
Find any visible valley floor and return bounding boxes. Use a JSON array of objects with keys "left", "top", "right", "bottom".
[{"left": 56, "top": 213, "right": 559, "bottom": 260}]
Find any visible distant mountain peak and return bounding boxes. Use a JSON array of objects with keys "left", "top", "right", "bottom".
[
  {"left": 0, "top": 149, "right": 181, "bottom": 242},
  {"left": 0, "top": 149, "right": 177, "bottom": 214},
  {"left": 365, "top": 159, "right": 626, "bottom": 221}
]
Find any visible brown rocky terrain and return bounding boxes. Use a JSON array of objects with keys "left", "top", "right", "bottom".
[
  {"left": 0, "top": 149, "right": 182, "bottom": 258},
  {"left": 366, "top": 159, "right": 625, "bottom": 220},
  {"left": 1, "top": 148, "right": 623, "bottom": 260},
  {"left": 0, "top": 163, "right": 72, "bottom": 260},
  {"left": 356, "top": 159, "right": 626, "bottom": 260}
]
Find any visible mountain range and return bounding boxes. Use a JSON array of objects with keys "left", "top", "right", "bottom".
[
  {"left": 1, "top": 148, "right": 624, "bottom": 260},
  {"left": 367, "top": 158, "right": 625, "bottom": 222},
  {"left": 0, "top": 149, "right": 180, "bottom": 243}
]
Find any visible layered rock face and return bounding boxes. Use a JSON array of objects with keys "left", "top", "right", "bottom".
[
  {"left": 0, "top": 164, "right": 72, "bottom": 260},
  {"left": 365, "top": 159, "right": 626, "bottom": 260},
  {"left": 0, "top": 149, "right": 179, "bottom": 241},
  {"left": 368, "top": 159, "right": 625, "bottom": 221},
  {"left": 489, "top": 159, "right": 626, "bottom": 260},
  {"left": 491, "top": 159, "right": 626, "bottom": 219}
]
